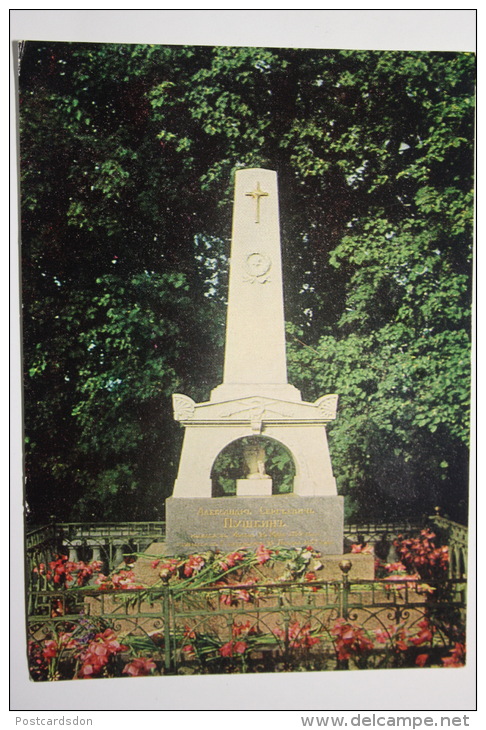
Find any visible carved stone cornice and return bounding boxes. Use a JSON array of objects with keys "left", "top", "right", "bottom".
[{"left": 172, "top": 393, "right": 338, "bottom": 430}]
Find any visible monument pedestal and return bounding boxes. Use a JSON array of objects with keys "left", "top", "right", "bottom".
[
  {"left": 236, "top": 478, "right": 272, "bottom": 496},
  {"left": 165, "top": 494, "right": 344, "bottom": 556}
]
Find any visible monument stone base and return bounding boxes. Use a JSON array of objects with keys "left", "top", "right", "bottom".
[{"left": 164, "top": 494, "right": 344, "bottom": 556}]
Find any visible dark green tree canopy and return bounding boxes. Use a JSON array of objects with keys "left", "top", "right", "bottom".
[{"left": 19, "top": 42, "right": 474, "bottom": 523}]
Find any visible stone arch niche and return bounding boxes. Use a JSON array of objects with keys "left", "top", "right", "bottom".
[
  {"left": 169, "top": 396, "right": 339, "bottom": 500},
  {"left": 211, "top": 435, "right": 296, "bottom": 497}
]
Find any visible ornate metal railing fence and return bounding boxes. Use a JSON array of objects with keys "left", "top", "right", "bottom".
[
  {"left": 25, "top": 521, "right": 166, "bottom": 574},
  {"left": 26, "top": 571, "right": 467, "bottom": 676},
  {"left": 25, "top": 515, "right": 467, "bottom": 575},
  {"left": 25, "top": 516, "right": 468, "bottom": 677},
  {"left": 428, "top": 513, "right": 468, "bottom": 579}
]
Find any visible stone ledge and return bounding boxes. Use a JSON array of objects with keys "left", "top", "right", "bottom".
[{"left": 310, "top": 553, "right": 375, "bottom": 581}]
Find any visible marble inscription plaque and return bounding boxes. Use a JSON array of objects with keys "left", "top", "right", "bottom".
[{"left": 164, "top": 494, "right": 344, "bottom": 556}]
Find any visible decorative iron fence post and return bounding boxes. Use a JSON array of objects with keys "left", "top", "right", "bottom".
[
  {"left": 275, "top": 589, "right": 291, "bottom": 666},
  {"left": 163, "top": 585, "right": 172, "bottom": 672},
  {"left": 339, "top": 560, "right": 352, "bottom": 619},
  {"left": 429, "top": 509, "right": 468, "bottom": 580}
]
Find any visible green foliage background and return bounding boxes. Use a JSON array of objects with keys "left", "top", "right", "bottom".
[{"left": 19, "top": 42, "right": 474, "bottom": 524}]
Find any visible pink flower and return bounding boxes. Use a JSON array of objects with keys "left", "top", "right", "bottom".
[
  {"left": 385, "top": 573, "right": 420, "bottom": 591},
  {"left": 255, "top": 544, "right": 272, "bottom": 564},
  {"left": 219, "top": 583, "right": 254, "bottom": 605},
  {"left": 98, "top": 628, "right": 124, "bottom": 650},
  {"left": 122, "top": 657, "right": 156, "bottom": 676},
  {"left": 411, "top": 619, "right": 434, "bottom": 646},
  {"left": 233, "top": 641, "right": 247, "bottom": 655},
  {"left": 74, "top": 560, "right": 101, "bottom": 586},
  {"left": 42, "top": 640, "right": 58, "bottom": 661},
  {"left": 276, "top": 620, "right": 321, "bottom": 650},
  {"left": 158, "top": 559, "right": 179, "bottom": 581},
  {"left": 330, "top": 618, "right": 373, "bottom": 659},
  {"left": 232, "top": 621, "right": 252, "bottom": 637},
  {"left": 51, "top": 599, "right": 64, "bottom": 617},
  {"left": 219, "top": 592, "right": 235, "bottom": 606},
  {"left": 351, "top": 543, "right": 373, "bottom": 554},
  {"left": 219, "top": 551, "right": 245, "bottom": 571},
  {"left": 96, "top": 570, "right": 144, "bottom": 590},
  {"left": 395, "top": 629, "right": 411, "bottom": 652},
  {"left": 305, "top": 572, "right": 320, "bottom": 591},
  {"left": 236, "top": 588, "right": 251, "bottom": 602},
  {"left": 393, "top": 531, "right": 449, "bottom": 580},
  {"left": 385, "top": 561, "right": 407, "bottom": 573},
  {"left": 183, "top": 555, "right": 205, "bottom": 577},
  {"left": 442, "top": 643, "right": 465, "bottom": 668},
  {"left": 219, "top": 641, "right": 234, "bottom": 657},
  {"left": 374, "top": 628, "right": 391, "bottom": 644},
  {"left": 77, "top": 629, "right": 127, "bottom": 679},
  {"left": 218, "top": 640, "right": 247, "bottom": 657},
  {"left": 57, "top": 632, "right": 77, "bottom": 650},
  {"left": 48, "top": 555, "right": 76, "bottom": 586}
]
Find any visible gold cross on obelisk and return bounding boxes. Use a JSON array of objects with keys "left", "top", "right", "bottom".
[{"left": 245, "top": 181, "right": 269, "bottom": 223}]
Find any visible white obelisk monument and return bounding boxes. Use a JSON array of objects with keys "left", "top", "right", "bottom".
[
  {"left": 211, "top": 169, "right": 300, "bottom": 402},
  {"left": 165, "top": 168, "right": 344, "bottom": 555}
]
